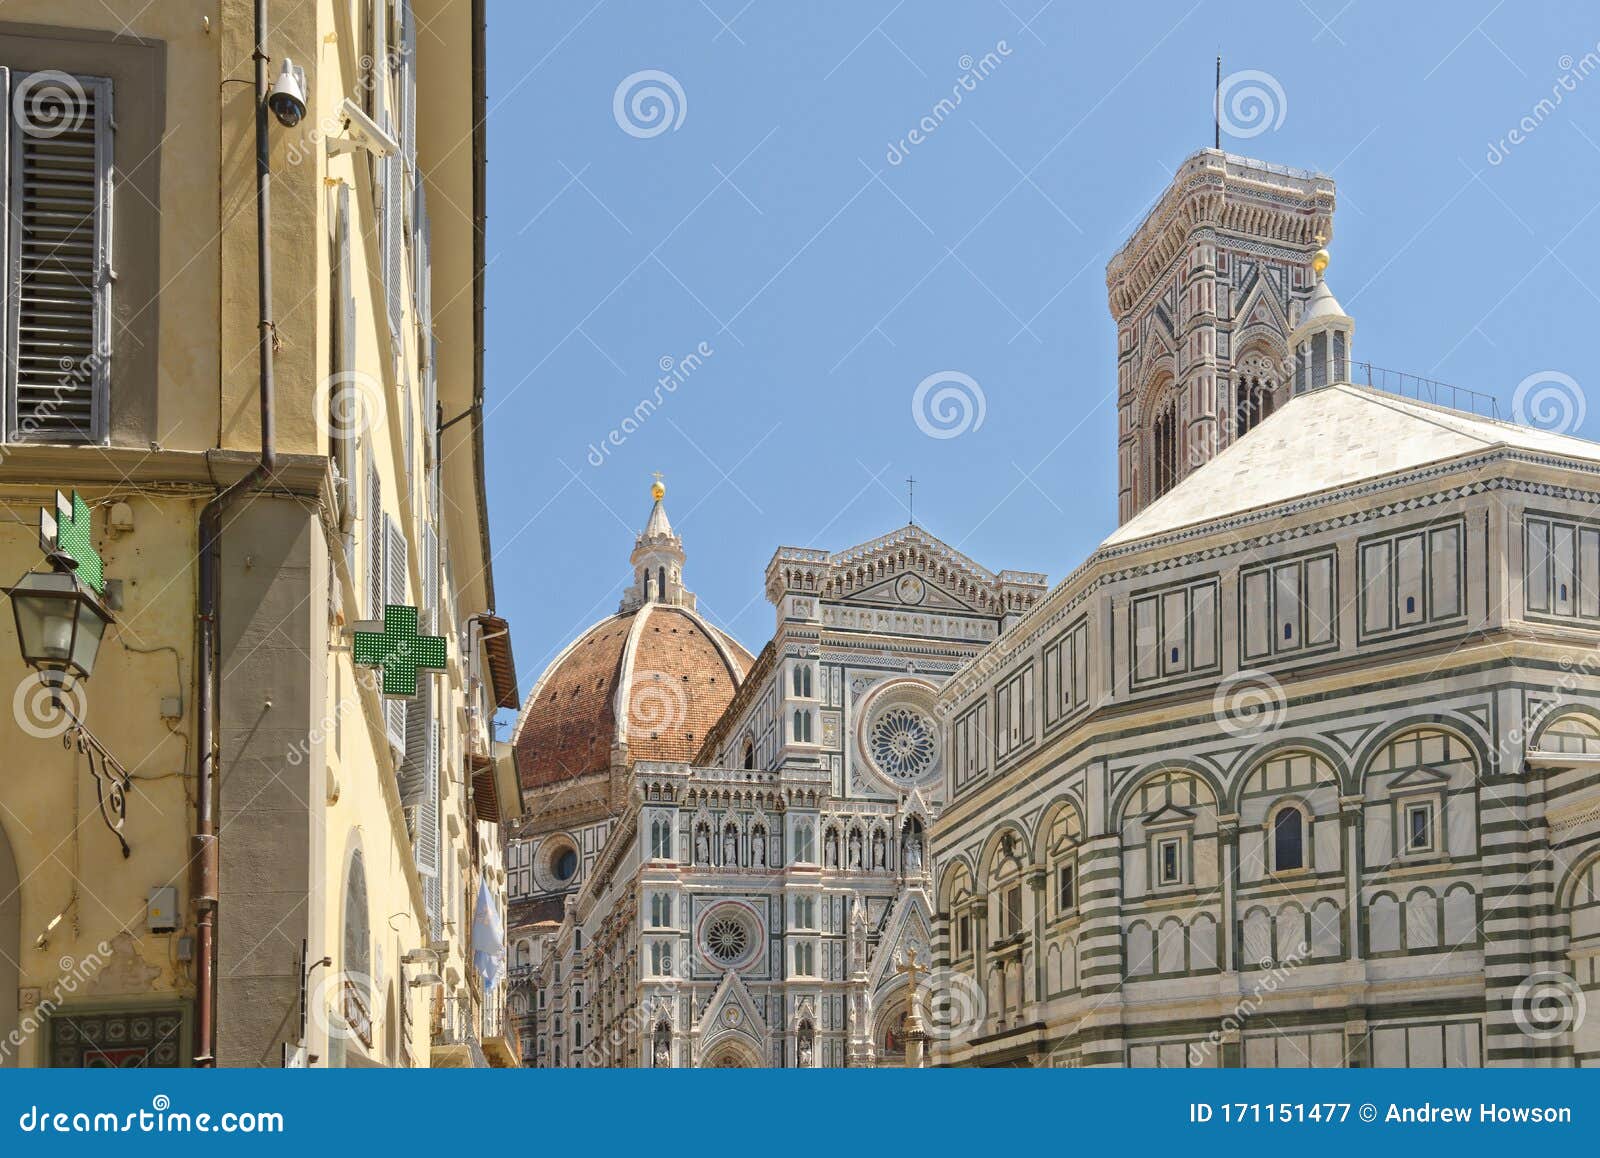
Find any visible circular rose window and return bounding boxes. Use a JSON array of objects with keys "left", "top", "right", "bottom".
[
  {"left": 698, "top": 904, "right": 760, "bottom": 970},
  {"left": 868, "top": 705, "right": 938, "bottom": 784},
  {"left": 706, "top": 917, "right": 748, "bottom": 963}
]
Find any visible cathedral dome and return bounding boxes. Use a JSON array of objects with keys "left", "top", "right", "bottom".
[{"left": 514, "top": 482, "right": 754, "bottom": 790}]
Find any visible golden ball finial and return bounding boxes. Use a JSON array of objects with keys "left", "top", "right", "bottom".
[
  {"left": 651, "top": 473, "right": 665, "bottom": 502},
  {"left": 1311, "top": 232, "right": 1329, "bottom": 276}
]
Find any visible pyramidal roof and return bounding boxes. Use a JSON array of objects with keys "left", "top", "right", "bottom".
[{"left": 1106, "top": 383, "right": 1600, "bottom": 547}]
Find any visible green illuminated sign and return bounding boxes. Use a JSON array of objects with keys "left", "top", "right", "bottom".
[
  {"left": 353, "top": 605, "right": 447, "bottom": 698},
  {"left": 40, "top": 490, "right": 104, "bottom": 593}
]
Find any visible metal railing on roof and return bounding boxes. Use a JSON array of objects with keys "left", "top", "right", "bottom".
[{"left": 1344, "top": 361, "right": 1503, "bottom": 422}]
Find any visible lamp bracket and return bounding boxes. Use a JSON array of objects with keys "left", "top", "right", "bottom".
[{"left": 56, "top": 697, "right": 133, "bottom": 858}]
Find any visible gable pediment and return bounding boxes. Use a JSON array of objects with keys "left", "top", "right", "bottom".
[
  {"left": 840, "top": 572, "right": 982, "bottom": 614},
  {"left": 1144, "top": 802, "right": 1197, "bottom": 827}
]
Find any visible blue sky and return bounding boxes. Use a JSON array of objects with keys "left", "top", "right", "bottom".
[{"left": 481, "top": 1, "right": 1600, "bottom": 701}]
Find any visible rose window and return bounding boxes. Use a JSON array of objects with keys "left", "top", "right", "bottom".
[
  {"left": 868, "top": 705, "right": 938, "bottom": 783},
  {"left": 705, "top": 916, "right": 750, "bottom": 964}
]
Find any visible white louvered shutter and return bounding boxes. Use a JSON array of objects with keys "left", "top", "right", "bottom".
[
  {"left": 366, "top": 459, "right": 383, "bottom": 616},
  {"left": 0, "top": 69, "right": 9, "bottom": 388},
  {"left": 397, "top": 678, "right": 430, "bottom": 804},
  {"left": 421, "top": 714, "right": 442, "bottom": 938},
  {"left": 422, "top": 522, "right": 438, "bottom": 634},
  {"left": 333, "top": 183, "right": 357, "bottom": 530},
  {"left": 5, "top": 71, "right": 113, "bottom": 442},
  {"left": 415, "top": 181, "right": 434, "bottom": 472},
  {"left": 384, "top": 150, "right": 403, "bottom": 343},
  {"left": 384, "top": 513, "right": 407, "bottom": 753}
]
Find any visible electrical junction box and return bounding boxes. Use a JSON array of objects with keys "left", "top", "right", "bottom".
[{"left": 147, "top": 886, "right": 178, "bottom": 933}]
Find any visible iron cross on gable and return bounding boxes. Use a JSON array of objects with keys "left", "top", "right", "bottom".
[{"left": 352, "top": 605, "right": 447, "bottom": 698}]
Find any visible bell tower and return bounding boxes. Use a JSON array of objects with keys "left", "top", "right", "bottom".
[{"left": 1106, "top": 150, "right": 1335, "bottom": 523}]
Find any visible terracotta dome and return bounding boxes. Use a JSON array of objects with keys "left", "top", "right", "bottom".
[{"left": 513, "top": 483, "right": 754, "bottom": 789}]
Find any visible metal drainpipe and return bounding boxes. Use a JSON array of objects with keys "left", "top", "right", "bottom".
[{"left": 193, "top": 0, "right": 279, "bottom": 1067}]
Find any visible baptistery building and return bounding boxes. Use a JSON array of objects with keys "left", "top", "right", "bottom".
[{"left": 930, "top": 149, "right": 1600, "bottom": 1068}]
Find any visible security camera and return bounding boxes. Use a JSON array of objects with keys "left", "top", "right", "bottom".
[
  {"left": 327, "top": 97, "right": 400, "bottom": 159},
  {"left": 268, "top": 58, "right": 307, "bottom": 128}
]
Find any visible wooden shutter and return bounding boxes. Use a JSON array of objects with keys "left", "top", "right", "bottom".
[
  {"left": 384, "top": 151, "right": 403, "bottom": 343},
  {"left": 422, "top": 522, "right": 438, "bottom": 633},
  {"left": 0, "top": 69, "right": 9, "bottom": 391},
  {"left": 332, "top": 182, "right": 357, "bottom": 529},
  {"left": 366, "top": 458, "right": 383, "bottom": 616},
  {"left": 6, "top": 71, "right": 112, "bottom": 441},
  {"left": 397, "top": 679, "right": 430, "bottom": 804},
  {"left": 384, "top": 513, "right": 408, "bottom": 753},
  {"left": 418, "top": 715, "right": 442, "bottom": 939}
]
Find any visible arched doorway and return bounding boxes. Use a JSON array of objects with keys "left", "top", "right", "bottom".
[
  {"left": 701, "top": 1038, "right": 761, "bottom": 1068},
  {"left": 0, "top": 819, "right": 16, "bottom": 1067}
]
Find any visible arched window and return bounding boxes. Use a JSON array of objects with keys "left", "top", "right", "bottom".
[
  {"left": 1234, "top": 351, "right": 1279, "bottom": 438},
  {"left": 1151, "top": 398, "right": 1178, "bottom": 499},
  {"left": 657, "top": 566, "right": 666, "bottom": 600},
  {"left": 1272, "top": 806, "right": 1304, "bottom": 872},
  {"left": 794, "top": 709, "right": 812, "bottom": 743},
  {"left": 742, "top": 738, "right": 755, "bottom": 770}
]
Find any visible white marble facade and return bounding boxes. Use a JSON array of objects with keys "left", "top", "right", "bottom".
[{"left": 932, "top": 151, "right": 1600, "bottom": 1069}]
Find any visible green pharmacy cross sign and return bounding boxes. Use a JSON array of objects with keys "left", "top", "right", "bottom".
[
  {"left": 39, "top": 490, "right": 104, "bottom": 593},
  {"left": 353, "top": 605, "right": 446, "bottom": 698}
]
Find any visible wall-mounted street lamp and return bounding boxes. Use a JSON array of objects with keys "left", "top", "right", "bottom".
[
  {"left": 4, "top": 521, "right": 130, "bottom": 857},
  {"left": 4, "top": 551, "right": 113, "bottom": 682}
]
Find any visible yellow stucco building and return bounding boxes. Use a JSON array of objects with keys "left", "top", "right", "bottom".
[{"left": 0, "top": 0, "right": 521, "bottom": 1066}]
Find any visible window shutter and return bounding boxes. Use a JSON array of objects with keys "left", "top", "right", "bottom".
[
  {"left": 384, "top": 150, "right": 403, "bottom": 344},
  {"left": 0, "top": 69, "right": 9, "bottom": 385},
  {"left": 397, "top": 679, "right": 430, "bottom": 804},
  {"left": 401, "top": 1, "right": 417, "bottom": 180},
  {"left": 366, "top": 459, "right": 383, "bottom": 616},
  {"left": 384, "top": 513, "right": 407, "bottom": 753},
  {"left": 6, "top": 71, "right": 112, "bottom": 442},
  {"left": 423, "top": 522, "right": 438, "bottom": 633},
  {"left": 418, "top": 715, "right": 442, "bottom": 939},
  {"left": 332, "top": 183, "right": 357, "bottom": 528}
]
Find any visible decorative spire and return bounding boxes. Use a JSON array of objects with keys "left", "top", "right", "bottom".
[
  {"left": 620, "top": 475, "right": 695, "bottom": 613},
  {"left": 1290, "top": 239, "right": 1354, "bottom": 393}
]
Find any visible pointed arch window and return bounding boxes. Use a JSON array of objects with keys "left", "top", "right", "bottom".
[
  {"left": 1234, "top": 353, "right": 1279, "bottom": 439},
  {"left": 1151, "top": 397, "right": 1179, "bottom": 499}
]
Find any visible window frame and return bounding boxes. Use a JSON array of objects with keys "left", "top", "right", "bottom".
[
  {"left": 1268, "top": 802, "right": 1310, "bottom": 875},
  {"left": 3, "top": 68, "right": 116, "bottom": 445},
  {"left": 1154, "top": 834, "right": 1185, "bottom": 887}
]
